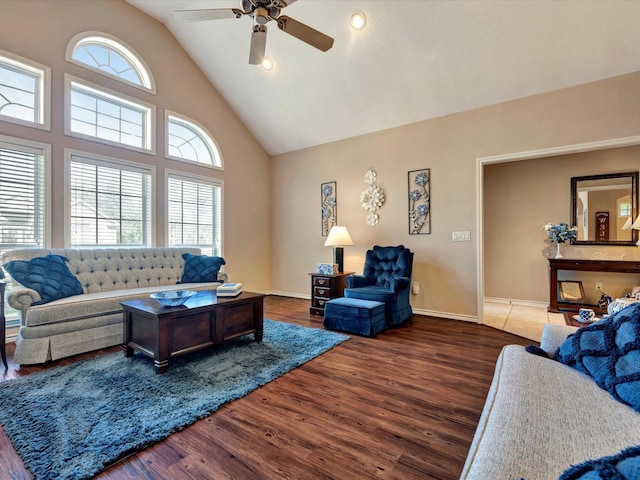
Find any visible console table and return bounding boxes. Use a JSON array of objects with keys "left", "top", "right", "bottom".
[{"left": 548, "top": 259, "right": 640, "bottom": 314}]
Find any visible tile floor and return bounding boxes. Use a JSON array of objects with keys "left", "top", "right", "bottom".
[{"left": 482, "top": 301, "right": 566, "bottom": 343}]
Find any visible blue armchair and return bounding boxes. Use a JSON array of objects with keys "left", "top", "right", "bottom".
[{"left": 344, "top": 245, "right": 414, "bottom": 326}]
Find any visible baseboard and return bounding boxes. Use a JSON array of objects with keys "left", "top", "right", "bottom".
[
  {"left": 484, "top": 296, "right": 549, "bottom": 309},
  {"left": 412, "top": 308, "right": 478, "bottom": 323},
  {"left": 265, "top": 291, "right": 311, "bottom": 300},
  {"left": 265, "top": 292, "right": 478, "bottom": 322}
]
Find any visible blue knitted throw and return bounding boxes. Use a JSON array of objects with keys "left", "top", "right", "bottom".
[
  {"left": 559, "top": 444, "right": 640, "bottom": 480},
  {"left": 555, "top": 303, "right": 640, "bottom": 413}
]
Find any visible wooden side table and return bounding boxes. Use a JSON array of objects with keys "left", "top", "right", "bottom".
[
  {"left": 309, "top": 272, "right": 353, "bottom": 316},
  {"left": 1, "top": 281, "right": 7, "bottom": 369}
]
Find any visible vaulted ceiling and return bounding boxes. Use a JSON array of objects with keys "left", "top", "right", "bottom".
[{"left": 128, "top": 0, "right": 640, "bottom": 156}]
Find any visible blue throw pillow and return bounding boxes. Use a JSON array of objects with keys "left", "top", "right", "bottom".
[
  {"left": 558, "top": 444, "right": 640, "bottom": 479},
  {"left": 180, "top": 254, "right": 226, "bottom": 283},
  {"left": 4, "top": 254, "right": 83, "bottom": 305},
  {"left": 555, "top": 303, "right": 640, "bottom": 413}
]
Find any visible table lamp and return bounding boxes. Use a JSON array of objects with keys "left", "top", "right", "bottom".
[
  {"left": 324, "top": 226, "right": 353, "bottom": 273},
  {"left": 632, "top": 215, "right": 640, "bottom": 246},
  {"left": 623, "top": 214, "right": 640, "bottom": 245}
]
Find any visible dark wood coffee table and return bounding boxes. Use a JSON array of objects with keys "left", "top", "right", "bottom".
[{"left": 121, "top": 290, "right": 265, "bottom": 373}]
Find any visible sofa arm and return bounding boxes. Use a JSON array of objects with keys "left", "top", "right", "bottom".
[
  {"left": 347, "top": 275, "right": 368, "bottom": 288},
  {"left": 217, "top": 272, "right": 228, "bottom": 283},
  {"left": 540, "top": 324, "right": 579, "bottom": 356},
  {"left": 7, "top": 286, "right": 41, "bottom": 310},
  {"left": 390, "top": 276, "right": 410, "bottom": 293}
]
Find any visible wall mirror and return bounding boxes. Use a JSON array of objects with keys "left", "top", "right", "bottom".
[{"left": 570, "top": 171, "right": 639, "bottom": 246}]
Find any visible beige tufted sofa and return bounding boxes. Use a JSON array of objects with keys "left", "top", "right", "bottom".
[{"left": 1, "top": 247, "right": 227, "bottom": 365}]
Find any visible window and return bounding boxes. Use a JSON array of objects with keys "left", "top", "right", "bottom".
[
  {"left": 166, "top": 112, "right": 223, "bottom": 170},
  {"left": 0, "top": 135, "right": 50, "bottom": 327},
  {"left": 167, "top": 171, "right": 223, "bottom": 256},
  {"left": 66, "top": 32, "right": 155, "bottom": 93},
  {"left": 0, "top": 50, "right": 51, "bottom": 130},
  {"left": 620, "top": 202, "right": 631, "bottom": 217},
  {"left": 0, "top": 136, "right": 49, "bottom": 253},
  {"left": 66, "top": 75, "right": 155, "bottom": 153},
  {"left": 67, "top": 150, "right": 154, "bottom": 247}
]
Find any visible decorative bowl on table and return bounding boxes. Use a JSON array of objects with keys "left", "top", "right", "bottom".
[{"left": 150, "top": 290, "right": 197, "bottom": 307}]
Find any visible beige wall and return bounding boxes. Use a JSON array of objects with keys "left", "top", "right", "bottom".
[
  {"left": 0, "top": 0, "right": 272, "bottom": 292},
  {"left": 4, "top": 0, "right": 640, "bottom": 319},
  {"left": 484, "top": 148, "right": 640, "bottom": 306},
  {"left": 271, "top": 72, "right": 640, "bottom": 320}
]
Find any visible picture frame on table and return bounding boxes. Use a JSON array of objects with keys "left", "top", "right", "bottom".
[{"left": 558, "top": 280, "right": 585, "bottom": 303}]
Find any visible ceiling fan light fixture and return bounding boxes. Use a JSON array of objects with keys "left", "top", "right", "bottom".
[
  {"left": 254, "top": 6, "right": 269, "bottom": 25},
  {"left": 262, "top": 56, "right": 274, "bottom": 70},
  {"left": 350, "top": 11, "right": 366, "bottom": 30}
]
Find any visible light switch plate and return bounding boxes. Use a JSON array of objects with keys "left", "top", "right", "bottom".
[{"left": 452, "top": 231, "right": 471, "bottom": 242}]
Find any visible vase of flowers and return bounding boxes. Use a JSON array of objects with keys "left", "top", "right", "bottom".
[{"left": 541, "top": 222, "right": 578, "bottom": 259}]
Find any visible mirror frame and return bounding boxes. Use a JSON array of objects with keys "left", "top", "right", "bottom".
[{"left": 570, "top": 171, "right": 639, "bottom": 246}]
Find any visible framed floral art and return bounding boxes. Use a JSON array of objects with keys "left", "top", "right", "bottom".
[
  {"left": 408, "top": 168, "right": 430, "bottom": 234},
  {"left": 321, "top": 181, "right": 337, "bottom": 236}
]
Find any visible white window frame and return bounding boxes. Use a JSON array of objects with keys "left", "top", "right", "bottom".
[
  {"left": 165, "top": 110, "right": 224, "bottom": 171},
  {"left": 66, "top": 31, "right": 156, "bottom": 94},
  {"left": 64, "top": 74, "right": 156, "bottom": 154},
  {"left": 0, "top": 49, "right": 51, "bottom": 131},
  {"left": 165, "top": 169, "right": 224, "bottom": 257},
  {"left": 64, "top": 148, "right": 156, "bottom": 248},
  {"left": 0, "top": 134, "right": 52, "bottom": 328},
  {"left": 0, "top": 133, "right": 52, "bottom": 250}
]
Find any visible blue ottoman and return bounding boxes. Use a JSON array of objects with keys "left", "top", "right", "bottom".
[{"left": 323, "top": 297, "right": 386, "bottom": 337}]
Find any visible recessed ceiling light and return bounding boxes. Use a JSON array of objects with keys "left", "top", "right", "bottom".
[
  {"left": 262, "top": 56, "right": 274, "bottom": 71},
  {"left": 350, "top": 11, "right": 366, "bottom": 30}
]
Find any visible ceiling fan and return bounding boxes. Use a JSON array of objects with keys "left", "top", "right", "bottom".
[{"left": 174, "top": 0, "right": 335, "bottom": 65}]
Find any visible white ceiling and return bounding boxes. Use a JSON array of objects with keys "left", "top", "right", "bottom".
[{"left": 128, "top": 0, "right": 640, "bottom": 156}]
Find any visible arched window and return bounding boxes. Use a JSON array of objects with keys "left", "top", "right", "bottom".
[
  {"left": 66, "top": 32, "right": 155, "bottom": 93},
  {"left": 166, "top": 111, "right": 223, "bottom": 170}
]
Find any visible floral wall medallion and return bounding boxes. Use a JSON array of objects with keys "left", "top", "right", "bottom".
[
  {"left": 321, "top": 181, "right": 337, "bottom": 236},
  {"left": 408, "top": 168, "right": 430, "bottom": 234},
  {"left": 360, "top": 169, "right": 385, "bottom": 226}
]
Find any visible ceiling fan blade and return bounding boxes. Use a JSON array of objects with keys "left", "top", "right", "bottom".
[
  {"left": 175, "top": 8, "right": 240, "bottom": 22},
  {"left": 249, "top": 25, "right": 267, "bottom": 65},
  {"left": 278, "top": 0, "right": 298, "bottom": 7},
  {"left": 276, "top": 16, "right": 334, "bottom": 52}
]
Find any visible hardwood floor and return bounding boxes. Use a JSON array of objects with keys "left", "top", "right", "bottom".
[{"left": 0, "top": 296, "right": 533, "bottom": 480}]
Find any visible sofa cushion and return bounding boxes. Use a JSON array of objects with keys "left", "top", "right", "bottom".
[
  {"left": 344, "top": 286, "right": 395, "bottom": 302},
  {"left": 558, "top": 444, "right": 640, "bottom": 480},
  {"left": 555, "top": 303, "right": 640, "bottom": 413},
  {"left": 180, "top": 254, "right": 226, "bottom": 283},
  {"left": 23, "top": 282, "right": 221, "bottom": 328},
  {"left": 4, "top": 255, "right": 83, "bottom": 305}
]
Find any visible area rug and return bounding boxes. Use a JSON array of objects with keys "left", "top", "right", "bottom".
[{"left": 0, "top": 319, "right": 348, "bottom": 480}]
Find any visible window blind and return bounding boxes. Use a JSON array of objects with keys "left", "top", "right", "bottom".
[
  {"left": 69, "top": 154, "right": 151, "bottom": 247},
  {"left": 168, "top": 175, "right": 222, "bottom": 256},
  {"left": 0, "top": 146, "right": 45, "bottom": 253}
]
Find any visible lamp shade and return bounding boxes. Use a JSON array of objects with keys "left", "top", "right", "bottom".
[
  {"left": 622, "top": 216, "right": 633, "bottom": 230},
  {"left": 632, "top": 215, "right": 640, "bottom": 230},
  {"left": 324, "top": 226, "right": 354, "bottom": 247}
]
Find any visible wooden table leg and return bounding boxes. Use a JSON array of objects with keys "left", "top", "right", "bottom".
[{"left": 1, "top": 282, "right": 7, "bottom": 369}]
